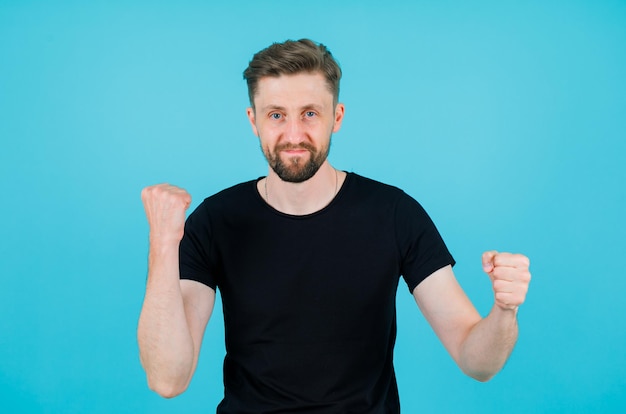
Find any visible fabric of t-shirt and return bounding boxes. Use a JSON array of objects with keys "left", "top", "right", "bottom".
[{"left": 179, "top": 172, "right": 455, "bottom": 414}]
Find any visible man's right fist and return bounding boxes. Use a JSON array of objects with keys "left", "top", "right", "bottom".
[{"left": 141, "top": 184, "right": 191, "bottom": 244}]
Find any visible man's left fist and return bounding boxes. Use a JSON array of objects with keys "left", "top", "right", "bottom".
[{"left": 482, "top": 251, "right": 531, "bottom": 311}]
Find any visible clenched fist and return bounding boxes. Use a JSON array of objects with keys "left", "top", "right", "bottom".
[
  {"left": 141, "top": 184, "right": 191, "bottom": 244},
  {"left": 482, "top": 251, "right": 531, "bottom": 311}
]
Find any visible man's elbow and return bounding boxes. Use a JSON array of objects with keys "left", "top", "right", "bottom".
[
  {"left": 139, "top": 352, "right": 193, "bottom": 398},
  {"left": 467, "top": 370, "right": 496, "bottom": 383},
  {"left": 462, "top": 366, "right": 500, "bottom": 383},
  {"left": 147, "top": 376, "right": 189, "bottom": 399}
]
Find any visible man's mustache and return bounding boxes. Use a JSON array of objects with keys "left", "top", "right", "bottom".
[{"left": 275, "top": 143, "right": 316, "bottom": 152}]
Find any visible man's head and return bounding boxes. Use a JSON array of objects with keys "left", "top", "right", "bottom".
[
  {"left": 244, "top": 39, "right": 345, "bottom": 183},
  {"left": 243, "top": 39, "right": 342, "bottom": 108}
]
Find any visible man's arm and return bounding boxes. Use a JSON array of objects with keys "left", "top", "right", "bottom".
[
  {"left": 413, "top": 252, "right": 531, "bottom": 381},
  {"left": 137, "top": 184, "right": 215, "bottom": 398}
]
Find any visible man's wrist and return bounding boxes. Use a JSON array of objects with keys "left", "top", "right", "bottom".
[
  {"left": 148, "top": 236, "right": 182, "bottom": 258},
  {"left": 491, "top": 304, "right": 519, "bottom": 321}
]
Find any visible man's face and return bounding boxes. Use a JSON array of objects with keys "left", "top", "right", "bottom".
[{"left": 247, "top": 73, "right": 344, "bottom": 183}]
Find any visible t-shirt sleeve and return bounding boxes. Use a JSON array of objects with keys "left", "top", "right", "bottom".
[
  {"left": 179, "top": 201, "right": 218, "bottom": 290},
  {"left": 395, "top": 192, "right": 455, "bottom": 293}
]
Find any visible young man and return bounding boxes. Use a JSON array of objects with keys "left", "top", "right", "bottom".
[{"left": 138, "top": 39, "right": 531, "bottom": 413}]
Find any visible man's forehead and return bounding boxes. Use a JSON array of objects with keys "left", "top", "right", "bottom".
[
  {"left": 253, "top": 73, "right": 333, "bottom": 107},
  {"left": 256, "top": 72, "right": 327, "bottom": 90}
]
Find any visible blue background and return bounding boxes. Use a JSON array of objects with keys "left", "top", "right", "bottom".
[{"left": 1, "top": 0, "right": 625, "bottom": 412}]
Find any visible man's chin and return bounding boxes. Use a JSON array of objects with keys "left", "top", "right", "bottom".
[
  {"left": 267, "top": 148, "right": 328, "bottom": 183},
  {"left": 276, "top": 170, "right": 314, "bottom": 183},
  {"left": 273, "top": 163, "right": 321, "bottom": 183}
]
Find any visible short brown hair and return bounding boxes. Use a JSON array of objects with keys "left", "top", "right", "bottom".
[{"left": 243, "top": 39, "right": 342, "bottom": 107}]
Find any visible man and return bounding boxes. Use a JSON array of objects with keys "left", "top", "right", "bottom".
[{"left": 138, "top": 39, "right": 531, "bottom": 413}]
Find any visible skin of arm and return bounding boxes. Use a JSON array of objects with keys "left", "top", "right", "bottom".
[
  {"left": 137, "top": 184, "right": 215, "bottom": 398},
  {"left": 413, "top": 252, "right": 531, "bottom": 381}
]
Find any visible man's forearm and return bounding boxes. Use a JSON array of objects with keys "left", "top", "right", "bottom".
[
  {"left": 137, "top": 241, "right": 195, "bottom": 397},
  {"left": 458, "top": 305, "right": 519, "bottom": 382}
]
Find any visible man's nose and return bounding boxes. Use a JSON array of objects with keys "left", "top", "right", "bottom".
[{"left": 284, "top": 117, "right": 306, "bottom": 143}]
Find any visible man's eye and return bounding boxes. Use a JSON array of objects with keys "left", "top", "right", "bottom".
[
  {"left": 270, "top": 113, "right": 282, "bottom": 120},
  {"left": 305, "top": 111, "right": 316, "bottom": 118}
]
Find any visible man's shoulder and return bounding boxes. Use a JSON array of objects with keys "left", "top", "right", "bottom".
[
  {"left": 346, "top": 172, "right": 429, "bottom": 215},
  {"left": 192, "top": 178, "right": 260, "bottom": 215},
  {"left": 346, "top": 172, "right": 407, "bottom": 199},
  {"left": 208, "top": 178, "right": 259, "bottom": 200}
]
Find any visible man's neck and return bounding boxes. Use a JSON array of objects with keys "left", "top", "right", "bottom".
[{"left": 259, "top": 162, "right": 345, "bottom": 216}]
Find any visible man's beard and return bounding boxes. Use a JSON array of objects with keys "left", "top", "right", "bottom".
[{"left": 263, "top": 140, "right": 331, "bottom": 183}]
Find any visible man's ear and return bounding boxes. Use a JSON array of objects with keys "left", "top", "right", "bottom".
[
  {"left": 246, "top": 107, "right": 259, "bottom": 136},
  {"left": 332, "top": 103, "right": 345, "bottom": 133}
]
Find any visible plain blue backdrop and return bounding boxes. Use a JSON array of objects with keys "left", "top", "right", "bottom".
[{"left": 1, "top": 0, "right": 625, "bottom": 413}]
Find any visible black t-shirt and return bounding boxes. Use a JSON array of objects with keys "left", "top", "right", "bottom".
[{"left": 180, "top": 173, "right": 455, "bottom": 413}]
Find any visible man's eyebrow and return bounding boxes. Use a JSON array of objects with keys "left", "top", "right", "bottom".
[
  {"left": 301, "top": 104, "right": 324, "bottom": 112},
  {"left": 260, "top": 104, "right": 325, "bottom": 113},
  {"left": 260, "top": 105, "right": 286, "bottom": 112}
]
